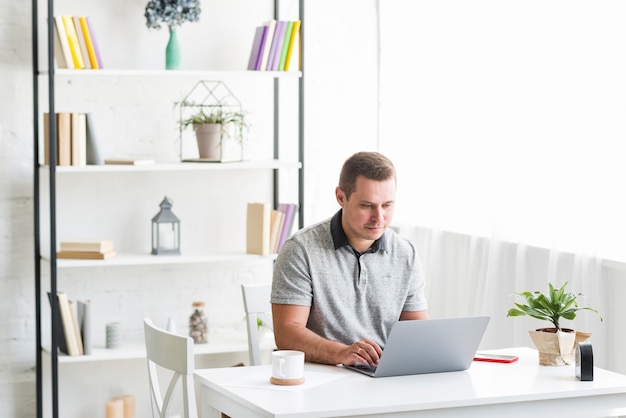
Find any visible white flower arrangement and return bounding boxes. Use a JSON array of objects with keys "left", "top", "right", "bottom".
[{"left": 145, "top": 0, "right": 201, "bottom": 30}]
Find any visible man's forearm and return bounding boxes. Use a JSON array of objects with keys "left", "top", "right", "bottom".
[{"left": 274, "top": 323, "right": 348, "bottom": 365}]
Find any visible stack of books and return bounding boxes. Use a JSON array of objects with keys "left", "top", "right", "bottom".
[
  {"left": 246, "top": 202, "right": 298, "bottom": 255},
  {"left": 48, "top": 292, "right": 91, "bottom": 356},
  {"left": 246, "top": 20, "right": 301, "bottom": 71},
  {"left": 53, "top": 15, "right": 103, "bottom": 70},
  {"left": 57, "top": 239, "right": 116, "bottom": 259}
]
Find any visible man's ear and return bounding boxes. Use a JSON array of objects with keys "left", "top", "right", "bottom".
[{"left": 335, "top": 187, "right": 345, "bottom": 206}]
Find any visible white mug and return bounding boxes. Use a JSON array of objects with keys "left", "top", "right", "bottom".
[{"left": 271, "top": 350, "right": 305, "bottom": 383}]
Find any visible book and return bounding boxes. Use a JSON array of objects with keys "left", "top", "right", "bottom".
[
  {"left": 246, "top": 202, "right": 271, "bottom": 255},
  {"left": 71, "top": 113, "right": 87, "bottom": 166},
  {"left": 76, "top": 300, "right": 92, "bottom": 355},
  {"left": 85, "top": 17, "right": 103, "bottom": 68},
  {"left": 268, "top": 21, "right": 287, "bottom": 71},
  {"left": 104, "top": 158, "right": 155, "bottom": 165},
  {"left": 68, "top": 300, "right": 84, "bottom": 355},
  {"left": 277, "top": 203, "right": 298, "bottom": 252},
  {"left": 42, "top": 112, "right": 73, "bottom": 166},
  {"left": 57, "top": 112, "right": 71, "bottom": 166},
  {"left": 269, "top": 209, "right": 285, "bottom": 254},
  {"left": 53, "top": 16, "right": 73, "bottom": 69},
  {"left": 247, "top": 25, "right": 267, "bottom": 71},
  {"left": 52, "top": 16, "right": 70, "bottom": 69},
  {"left": 47, "top": 292, "right": 68, "bottom": 354},
  {"left": 60, "top": 239, "right": 114, "bottom": 253},
  {"left": 57, "top": 250, "right": 116, "bottom": 260},
  {"left": 78, "top": 17, "right": 99, "bottom": 69},
  {"left": 259, "top": 20, "right": 276, "bottom": 71},
  {"left": 72, "top": 16, "right": 91, "bottom": 69},
  {"left": 85, "top": 112, "right": 103, "bottom": 165},
  {"left": 62, "top": 15, "right": 85, "bottom": 69},
  {"left": 43, "top": 113, "right": 51, "bottom": 165},
  {"left": 57, "top": 292, "right": 81, "bottom": 356},
  {"left": 284, "top": 20, "right": 301, "bottom": 71},
  {"left": 278, "top": 21, "right": 294, "bottom": 71}
]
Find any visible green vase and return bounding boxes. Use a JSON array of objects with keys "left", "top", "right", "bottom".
[{"left": 165, "top": 27, "right": 181, "bottom": 70}]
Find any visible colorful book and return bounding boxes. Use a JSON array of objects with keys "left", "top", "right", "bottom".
[
  {"left": 269, "top": 209, "right": 285, "bottom": 254},
  {"left": 268, "top": 21, "right": 287, "bottom": 71},
  {"left": 284, "top": 20, "right": 301, "bottom": 71},
  {"left": 53, "top": 16, "right": 72, "bottom": 69},
  {"left": 259, "top": 20, "right": 276, "bottom": 71},
  {"left": 72, "top": 16, "right": 91, "bottom": 69},
  {"left": 104, "top": 158, "right": 154, "bottom": 165},
  {"left": 43, "top": 113, "right": 51, "bottom": 165},
  {"left": 57, "top": 112, "right": 72, "bottom": 166},
  {"left": 57, "top": 292, "right": 81, "bottom": 356},
  {"left": 278, "top": 21, "right": 294, "bottom": 71},
  {"left": 246, "top": 202, "right": 271, "bottom": 255},
  {"left": 85, "top": 112, "right": 103, "bottom": 165},
  {"left": 68, "top": 300, "right": 84, "bottom": 355},
  {"left": 47, "top": 292, "right": 68, "bottom": 354},
  {"left": 62, "top": 15, "right": 85, "bottom": 69},
  {"left": 60, "top": 239, "right": 114, "bottom": 253},
  {"left": 85, "top": 17, "right": 103, "bottom": 68},
  {"left": 277, "top": 203, "right": 298, "bottom": 252},
  {"left": 71, "top": 112, "right": 87, "bottom": 166},
  {"left": 247, "top": 26, "right": 267, "bottom": 71},
  {"left": 77, "top": 300, "right": 92, "bottom": 355},
  {"left": 78, "top": 16, "right": 99, "bottom": 69},
  {"left": 57, "top": 250, "right": 116, "bottom": 259}
]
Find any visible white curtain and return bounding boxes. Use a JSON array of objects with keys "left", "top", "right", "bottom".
[
  {"left": 375, "top": 0, "right": 625, "bottom": 368},
  {"left": 396, "top": 224, "right": 608, "bottom": 367}
]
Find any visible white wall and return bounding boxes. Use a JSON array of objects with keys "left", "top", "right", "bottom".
[{"left": 2, "top": 1, "right": 626, "bottom": 417}]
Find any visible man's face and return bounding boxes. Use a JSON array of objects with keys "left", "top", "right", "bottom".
[{"left": 336, "top": 175, "right": 396, "bottom": 252}]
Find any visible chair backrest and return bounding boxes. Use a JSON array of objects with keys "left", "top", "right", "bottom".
[
  {"left": 241, "top": 283, "right": 273, "bottom": 366},
  {"left": 143, "top": 317, "right": 198, "bottom": 418}
]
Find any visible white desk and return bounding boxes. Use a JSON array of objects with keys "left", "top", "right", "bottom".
[{"left": 194, "top": 347, "right": 626, "bottom": 418}]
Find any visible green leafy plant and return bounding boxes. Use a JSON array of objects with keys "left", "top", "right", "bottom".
[
  {"left": 180, "top": 106, "right": 248, "bottom": 144},
  {"left": 507, "top": 281, "right": 602, "bottom": 331}
]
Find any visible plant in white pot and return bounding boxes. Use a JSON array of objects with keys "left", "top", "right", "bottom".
[
  {"left": 180, "top": 106, "right": 248, "bottom": 161},
  {"left": 507, "top": 282, "right": 602, "bottom": 366}
]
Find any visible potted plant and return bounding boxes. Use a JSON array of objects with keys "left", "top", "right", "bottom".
[
  {"left": 180, "top": 106, "right": 248, "bottom": 161},
  {"left": 507, "top": 281, "right": 602, "bottom": 366}
]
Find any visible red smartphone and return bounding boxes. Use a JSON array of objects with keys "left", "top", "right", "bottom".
[{"left": 473, "top": 353, "right": 519, "bottom": 363}]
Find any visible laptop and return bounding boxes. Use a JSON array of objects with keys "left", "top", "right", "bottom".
[{"left": 344, "top": 316, "right": 490, "bottom": 377}]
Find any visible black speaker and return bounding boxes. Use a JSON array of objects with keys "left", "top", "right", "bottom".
[{"left": 576, "top": 342, "right": 593, "bottom": 381}]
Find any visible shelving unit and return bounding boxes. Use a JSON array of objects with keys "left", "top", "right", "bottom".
[{"left": 32, "top": 1, "right": 304, "bottom": 417}]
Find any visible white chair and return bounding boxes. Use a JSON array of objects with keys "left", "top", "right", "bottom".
[
  {"left": 143, "top": 317, "right": 198, "bottom": 418},
  {"left": 241, "top": 283, "right": 274, "bottom": 366}
]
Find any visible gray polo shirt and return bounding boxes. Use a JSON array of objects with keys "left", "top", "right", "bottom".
[{"left": 271, "top": 210, "right": 428, "bottom": 348}]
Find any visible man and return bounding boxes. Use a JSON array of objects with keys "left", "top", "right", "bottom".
[{"left": 271, "top": 151, "right": 429, "bottom": 367}]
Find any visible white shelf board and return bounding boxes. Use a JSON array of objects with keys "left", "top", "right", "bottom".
[
  {"left": 42, "top": 330, "right": 275, "bottom": 364},
  {"left": 39, "top": 160, "right": 301, "bottom": 174},
  {"left": 41, "top": 69, "right": 302, "bottom": 79},
  {"left": 42, "top": 252, "right": 276, "bottom": 268}
]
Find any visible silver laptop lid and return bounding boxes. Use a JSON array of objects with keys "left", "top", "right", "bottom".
[{"left": 346, "top": 316, "right": 490, "bottom": 377}]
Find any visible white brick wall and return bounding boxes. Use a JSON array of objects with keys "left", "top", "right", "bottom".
[
  {"left": 0, "top": 0, "right": 376, "bottom": 416},
  {"left": 1, "top": 0, "right": 39, "bottom": 415}
]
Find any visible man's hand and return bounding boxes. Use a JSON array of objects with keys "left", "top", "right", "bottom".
[{"left": 342, "top": 338, "right": 383, "bottom": 367}]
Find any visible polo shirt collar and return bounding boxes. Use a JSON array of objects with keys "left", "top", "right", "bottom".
[{"left": 330, "top": 209, "right": 387, "bottom": 253}]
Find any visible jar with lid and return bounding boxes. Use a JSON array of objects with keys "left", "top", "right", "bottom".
[{"left": 189, "top": 301, "right": 208, "bottom": 343}]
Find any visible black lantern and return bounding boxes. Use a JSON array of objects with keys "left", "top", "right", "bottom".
[{"left": 151, "top": 196, "right": 181, "bottom": 255}]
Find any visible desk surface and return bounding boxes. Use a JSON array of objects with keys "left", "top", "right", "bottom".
[{"left": 194, "top": 347, "right": 626, "bottom": 418}]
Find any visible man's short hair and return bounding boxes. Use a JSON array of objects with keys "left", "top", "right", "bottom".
[{"left": 338, "top": 152, "right": 396, "bottom": 200}]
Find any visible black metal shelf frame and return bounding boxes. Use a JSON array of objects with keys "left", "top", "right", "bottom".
[{"left": 31, "top": 1, "right": 304, "bottom": 417}]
